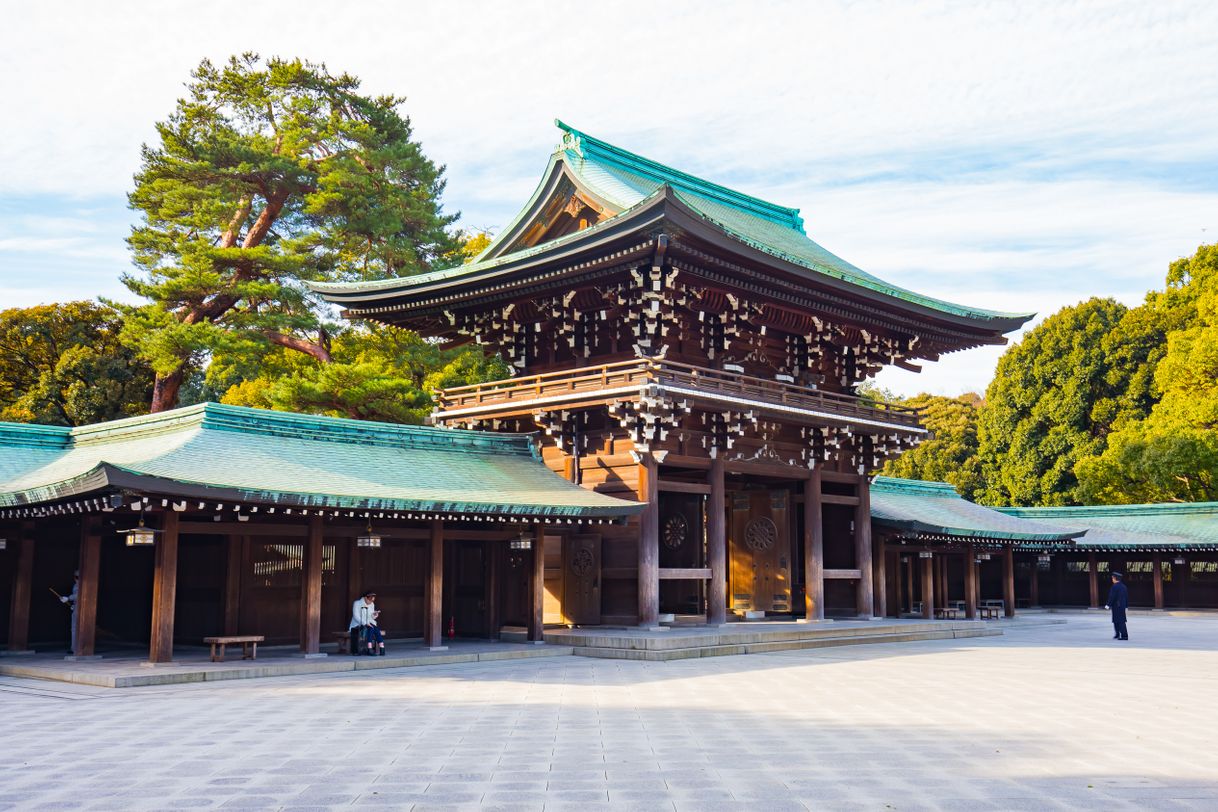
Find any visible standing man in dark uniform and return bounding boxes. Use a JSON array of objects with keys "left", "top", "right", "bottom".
[{"left": 1105, "top": 572, "right": 1129, "bottom": 640}]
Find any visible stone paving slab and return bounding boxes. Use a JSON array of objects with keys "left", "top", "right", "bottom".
[{"left": 1, "top": 614, "right": 1215, "bottom": 810}]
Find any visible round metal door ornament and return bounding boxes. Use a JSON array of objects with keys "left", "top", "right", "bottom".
[
  {"left": 663, "top": 514, "right": 688, "bottom": 550},
  {"left": 744, "top": 517, "right": 778, "bottom": 552},
  {"left": 570, "top": 547, "right": 595, "bottom": 577}
]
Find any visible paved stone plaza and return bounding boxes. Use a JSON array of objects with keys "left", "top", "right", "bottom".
[{"left": 1, "top": 613, "right": 1215, "bottom": 811}]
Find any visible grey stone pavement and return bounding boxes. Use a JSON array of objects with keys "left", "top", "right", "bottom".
[{"left": 1, "top": 613, "right": 1216, "bottom": 811}]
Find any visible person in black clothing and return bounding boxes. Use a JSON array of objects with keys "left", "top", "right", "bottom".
[{"left": 1105, "top": 572, "right": 1129, "bottom": 640}]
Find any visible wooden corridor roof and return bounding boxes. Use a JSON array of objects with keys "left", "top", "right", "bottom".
[
  {"left": 0, "top": 403, "right": 644, "bottom": 520},
  {"left": 869, "top": 476, "right": 1083, "bottom": 544}
]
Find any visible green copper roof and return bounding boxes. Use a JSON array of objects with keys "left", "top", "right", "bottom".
[
  {"left": 999, "top": 504, "right": 1218, "bottom": 551},
  {"left": 869, "top": 477, "right": 1082, "bottom": 542},
  {"left": 0, "top": 404, "right": 643, "bottom": 519},
  {"left": 311, "top": 121, "right": 1031, "bottom": 326}
]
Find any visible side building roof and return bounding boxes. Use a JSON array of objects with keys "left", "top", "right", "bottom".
[
  {"left": 869, "top": 477, "right": 1084, "bottom": 544},
  {"left": 0, "top": 403, "right": 643, "bottom": 520},
  {"left": 999, "top": 503, "right": 1218, "bottom": 552}
]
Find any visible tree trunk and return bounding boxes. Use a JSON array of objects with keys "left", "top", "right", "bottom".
[
  {"left": 262, "top": 331, "right": 333, "bottom": 363},
  {"left": 150, "top": 367, "right": 187, "bottom": 413}
]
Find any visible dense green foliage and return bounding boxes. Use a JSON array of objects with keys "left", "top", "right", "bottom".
[
  {"left": 0, "top": 302, "right": 153, "bottom": 426},
  {"left": 882, "top": 243, "right": 1216, "bottom": 506},
  {"left": 120, "top": 54, "right": 462, "bottom": 411},
  {"left": 879, "top": 393, "right": 984, "bottom": 498}
]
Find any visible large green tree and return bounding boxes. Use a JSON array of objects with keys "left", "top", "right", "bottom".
[
  {"left": 878, "top": 393, "right": 984, "bottom": 498},
  {"left": 974, "top": 297, "right": 1164, "bottom": 506},
  {"left": 121, "top": 54, "right": 460, "bottom": 412},
  {"left": 1075, "top": 244, "right": 1218, "bottom": 502},
  {"left": 0, "top": 302, "right": 153, "bottom": 426}
]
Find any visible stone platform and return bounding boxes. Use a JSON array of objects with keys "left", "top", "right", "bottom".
[
  {"left": 545, "top": 617, "right": 1007, "bottom": 661},
  {"left": 0, "top": 639, "right": 571, "bottom": 689}
]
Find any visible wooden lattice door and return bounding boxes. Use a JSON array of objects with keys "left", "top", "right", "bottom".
[
  {"left": 729, "top": 490, "right": 792, "bottom": 613},
  {"left": 562, "top": 534, "right": 601, "bottom": 625}
]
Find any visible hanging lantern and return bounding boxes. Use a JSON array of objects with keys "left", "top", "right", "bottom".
[
  {"left": 1173, "top": 557, "right": 1186, "bottom": 566},
  {"left": 356, "top": 519, "right": 382, "bottom": 548},
  {"left": 918, "top": 551, "right": 933, "bottom": 559},
  {"left": 1038, "top": 554, "right": 1051, "bottom": 563},
  {"left": 978, "top": 553, "right": 992, "bottom": 561},
  {"left": 0, "top": 538, "right": 7, "bottom": 551},
  {"left": 510, "top": 532, "right": 532, "bottom": 551},
  {"left": 120, "top": 515, "right": 159, "bottom": 547}
]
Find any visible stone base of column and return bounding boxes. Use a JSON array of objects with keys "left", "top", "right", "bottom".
[
  {"left": 426, "top": 645, "right": 449, "bottom": 652},
  {"left": 64, "top": 654, "right": 102, "bottom": 661},
  {"left": 0, "top": 650, "right": 35, "bottom": 657},
  {"left": 300, "top": 652, "right": 328, "bottom": 659},
  {"left": 139, "top": 660, "right": 181, "bottom": 668}
]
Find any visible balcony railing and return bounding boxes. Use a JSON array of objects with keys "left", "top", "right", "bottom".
[{"left": 435, "top": 357, "right": 923, "bottom": 430}]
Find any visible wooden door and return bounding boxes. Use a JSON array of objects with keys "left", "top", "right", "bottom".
[
  {"left": 729, "top": 490, "right": 791, "bottom": 613},
  {"left": 445, "top": 540, "right": 488, "bottom": 637},
  {"left": 659, "top": 493, "right": 704, "bottom": 615},
  {"left": 562, "top": 534, "right": 602, "bottom": 625}
]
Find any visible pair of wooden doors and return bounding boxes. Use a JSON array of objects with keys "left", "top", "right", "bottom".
[
  {"left": 542, "top": 533, "right": 602, "bottom": 626},
  {"left": 729, "top": 489, "right": 791, "bottom": 613}
]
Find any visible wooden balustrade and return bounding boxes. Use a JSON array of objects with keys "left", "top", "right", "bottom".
[{"left": 436, "top": 357, "right": 922, "bottom": 428}]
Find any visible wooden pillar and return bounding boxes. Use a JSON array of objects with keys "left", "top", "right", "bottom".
[
  {"left": 529, "top": 523, "right": 545, "bottom": 642},
  {"left": 964, "top": 545, "right": 978, "bottom": 619},
  {"left": 7, "top": 524, "right": 35, "bottom": 652},
  {"left": 1029, "top": 559, "right": 1040, "bottom": 608},
  {"left": 147, "top": 512, "right": 179, "bottom": 663},
  {"left": 854, "top": 475, "right": 874, "bottom": 618},
  {"left": 921, "top": 554, "right": 934, "bottom": 619},
  {"left": 803, "top": 470, "right": 824, "bottom": 622},
  {"left": 637, "top": 455, "right": 660, "bottom": 627},
  {"left": 936, "top": 556, "right": 948, "bottom": 608},
  {"left": 1088, "top": 552, "right": 1099, "bottom": 608},
  {"left": 425, "top": 519, "right": 444, "bottom": 648},
  {"left": 872, "top": 538, "right": 887, "bottom": 618},
  {"left": 299, "top": 517, "right": 323, "bottom": 655},
  {"left": 1153, "top": 553, "right": 1164, "bottom": 610},
  {"left": 894, "top": 555, "right": 905, "bottom": 616},
  {"left": 73, "top": 519, "right": 102, "bottom": 658},
  {"left": 1002, "top": 546, "right": 1015, "bottom": 617},
  {"left": 223, "top": 535, "right": 242, "bottom": 636},
  {"left": 707, "top": 455, "right": 727, "bottom": 625},
  {"left": 905, "top": 555, "right": 914, "bottom": 613}
]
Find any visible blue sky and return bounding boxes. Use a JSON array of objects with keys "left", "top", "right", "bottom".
[{"left": 2, "top": 1, "right": 1216, "bottom": 396}]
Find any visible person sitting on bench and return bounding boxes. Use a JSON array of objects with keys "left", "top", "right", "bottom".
[{"left": 350, "top": 590, "right": 385, "bottom": 656}]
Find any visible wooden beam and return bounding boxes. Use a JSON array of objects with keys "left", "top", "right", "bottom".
[
  {"left": 855, "top": 476, "right": 874, "bottom": 618},
  {"left": 964, "top": 544, "right": 978, "bottom": 619},
  {"left": 804, "top": 470, "right": 824, "bottom": 621},
  {"left": 725, "top": 459, "right": 813, "bottom": 480},
  {"left": 921, "top": 554, "right": 934, "bottom": 620},
  {"left": 299, "top": 517, "right": 323, "bottom": 655},
  {"left": 148, "top": 512, "right": 179, "bottom": 663},
  {"left": 821, "top": 494, "right": 860, "bottom": 506},
  {"left": 1002, "top": 546, "right": 1015, "bottom": 618},
  {"left": 658, "top": 480, "right": 712, "bottom": 495},
  {"left": 529, "top": 524, "right": 545, "bottom": 642},
  {"left": 223, "top": 535, "right": 242, "bottom": 636},
  {"left": 873, "top": 536, "right": 887, "bottom": 618},
  {"left": 7, "top": 525, "right": 35, "bottom": 652},
  {"left": 637, "top": 456, "right": 660, "bottom": 627},
  {"left": 75, "top": 519, "right": 102, "bottom": 658},
  {"left": 425, "top": 519, "right": 444, "bottom": 648},
  {"left": 1153, "top": 553, "right": 1164, "bottom": 610},
  {"left": 1088, "top": 552, "right": 1099, "bottom": 608},
  {"left": 658, "top": 568, "right": 712, "bottom": 580},
  {"left": 707, "top": 455, "right": 727, "bottom": 625}
]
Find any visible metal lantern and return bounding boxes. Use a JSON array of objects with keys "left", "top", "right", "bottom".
[
  {"left": 510, "top": 532, "right": 532, "bottom": 551},
  {"left": 1038, "top": 554, "right": 1051, "bottom": 563},
  {"left": 1174, "top": 557, "right": 1186, "bottom": 566},
  {"left": 0, "top": 538, "right": 6, "bottom": 551},
  {"left": 356, "top": 520, "right": 382, "bottom": 548},
  {"left": 121, "top": 516, "right": 159, "bottom": 547},
  {"left": 918, "top": 551, "right": 933, "bottom": 559},
  {"left": 978, "top": 553, "right": 992, "bottom": 561}
]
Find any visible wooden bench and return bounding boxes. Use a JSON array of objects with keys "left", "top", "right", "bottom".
[
  {"left": 977, "top": 606, "right": 1000, "bottom": 620},
  {"left": 934, "top": 607, "right": 962, "bottom": 620},
  {"left": 203, "top": 635, "right": 264, "bottom": 663},
  {"left": 332, "top": 630, "right": 354, "bottom": 655}
]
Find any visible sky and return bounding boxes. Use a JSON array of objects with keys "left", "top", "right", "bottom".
[{"left": 1, "top": 0, "right": 1216, "bottom": 397}]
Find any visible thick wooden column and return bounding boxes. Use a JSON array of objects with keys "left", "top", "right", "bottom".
[
  {"left": 223, "top": 535, "right": 243, "bottom": 636},
  {"left": 707, "top": 455, "right": 727, "bottom": 625},
  {"left": 425, "top": 519, "right": 445, "bottom": 649},
  {"left": 73, "top": 519, "right": 102, "bottom": 658},
  {"left": 936, "top": 556, "right": 948, "bottom": 609},
  {"left": 1002, "top": 546, "right": 1015, "bottom": 617},
  {"left": 148, "top": 512, "right": 179, "bottom": 663},
  {"left": 1029, "top": 560, "right": 1040, "bottom": 608},
  {"left": 529, "top": 524, "right": 545, "bottom": 642},
  {"left": 1153, "top": 553, "right": 1164, "bottom": 610},
  {"left": 637, "top": 456, "right": 660, "bottom": 627},
  {"left": 803, "top": 470, "right": 824, "bottom": 622},
  {"left": 1088, "top": 552, "right": 1099, "bottom": 608},
  {"left": 299, "top": 517, "right": 323, "bottom": 655},
  {"left": 964, "top": 545, "right": 978, "bottom": 619},
  {"left": 7, "top": 525, "right": 35, "bottom": 653},
  {"left": 872, "top": 538, "right": 887, "bottom": 618},
  {"left": 905, "top": 555, "right": 914, "bottom": 613},
  {"left": 854, "top": 475, "right": 874, "bottom": 618},
  {"left": 921, "top": 554, "right": 934, "bottom": 619}
]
